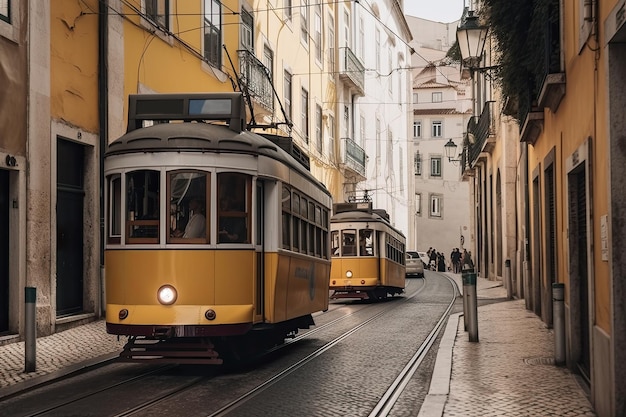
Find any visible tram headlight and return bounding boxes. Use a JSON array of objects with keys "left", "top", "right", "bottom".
[
  {"left": 157, "top": 285, "right": 177, "bottom": 305},
  {"left": 345, "top": 270, "right": 353, "bottom": 278}
]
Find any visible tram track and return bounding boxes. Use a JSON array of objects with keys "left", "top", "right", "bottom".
[
  {"left": 207, "top": 274, "right": 457, "bottom": 417},
  {"left": 6, "top": 274, "right": 457, "bottom": 417}
]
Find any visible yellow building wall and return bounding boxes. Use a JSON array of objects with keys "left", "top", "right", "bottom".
[
  {"left": 50, "top": 0, "right": 100, "bottom": 132},
  {"left": 121, "top": 1, "right": 237, "bottom": 99},
  {"left": 526, "top": 2, "right": 611, "bottom": 334}
]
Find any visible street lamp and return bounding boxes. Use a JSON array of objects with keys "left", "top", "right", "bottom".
[
  {"left": 456, "top": 10, "right": 488, "bottom": 71},
  {"left": 444, "top": 139, "right": 461, "bottom": 163}
]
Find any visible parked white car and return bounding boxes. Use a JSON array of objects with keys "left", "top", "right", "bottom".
[{"left": 406, "top": 251, "right": 425, "bottom": 278}]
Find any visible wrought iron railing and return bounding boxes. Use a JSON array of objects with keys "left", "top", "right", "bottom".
[
  {"left": 341, "top": 137, "right": 366, "bottom": 177},
  {"left": 339, "top": 47, "right": 365, "bottom": 94},
  {"left": 237, "top": 49, "right": 274, "bottom": 112},
  {"left": 467, "top": 101, "right": 496, "bottom": 165}
]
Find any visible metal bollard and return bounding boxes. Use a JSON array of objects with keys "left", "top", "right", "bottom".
[
  {"left": 462, "top": 269, "right": 479, "bottom": 342},
  {"left": 462, "top": 278, "right": 468, "bottom": 331},
  {"left": 552, "top": 283, "right": 566, "bottom": 365},
  {"left": 25, "top": 287, "right": 36, "bottom": 373},
  {"left": 505, "top": 259, "right": 512, "bottom": 299}
]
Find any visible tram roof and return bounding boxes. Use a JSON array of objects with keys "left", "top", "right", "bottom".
[{"left": 106, "top": 122, "right": 322, "bottom": 185}]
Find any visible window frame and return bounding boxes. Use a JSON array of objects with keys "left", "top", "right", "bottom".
[
  {"left": 430, "top": 156, "right": 442, "bottom": 177},
  {"left": 203, "top": 0, "right": 222, "bottom": 68},
  {"left": 0, "top": 0, "right": 10, "bottom": 23},
  {"left": 145, "top": 0, "right": 170, "bottom": 31},
  {"left": 432, "top": 120, "right": 442, "bottom": 138},
  {"left": 430, "top": 194, "right": 443, "bottom": 218}
]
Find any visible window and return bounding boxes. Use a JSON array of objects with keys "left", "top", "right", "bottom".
[
  {"left": 431, "top": 157, "right": 442, "bottom": 177},
  {"left": 241, "top": 9, "right": 253, "bottom": 51},
  {"left": 432, "top": 92, "right": 443, "bottom": 103},
  {"left": 413, "top": 121, "right": 421, "bottom": 138},
  {"left": 432, "top": 121, "right": 442, "bottom": 137},
  {"left": 169, "top": 171, "right": 209, "bottom": 242},
  {"left": 263, "top": 45, "right": 273, "bottom": 78},
  {"left": 388, "top": 47, "right": 393, "bottom": 93},
  {"left": 218, "top": 173, "right": 250, "bottom": 243},
  {"left": 284, "top": 71, "right": 292, "bottom": 123},
  {"left": 301, "top": 0, "right": 309, "bottom": 45},
  {"left": 301, "top": 88, "right": 309, "bottom": 143},
  {"left": 328, "top": 115, "right": 335, "bottom": 159},
  {"left": 286, "top": 187, "right": 328, "bottom": 257},
  {"left": 415, "top": 193, "right": 422, "bottom": 215},
  {"left": 314, "top": 5, "right": 322, "bottom": 62},
  {"left": 327, "top": 15, "right": 335, "bottom": 75},
  {"left": 376, "top": 117, "right": 381, "bottom": 161},
  {"left": 126, "top": 170, "right": 160, "bottom": 243},
  {"left": 375, "top": 29, "right": 381, "bottom": 71},
  {"left": 358, "top": 15, "right": 365, "bottom": 59},
  {"left": 360, "top": 114, "right": 366, "bottom": 147},
  {"left": 414, "top": 152, "right": 421, "bottom": 176},
  {"left": 315, "top": 104, "right": 323, "bottom": 152},
  {"left": 204, "top": 0, "right": 221, "bottom": 67},
  {"left": 284, "top": 0, "right": 292, "bottom": 21},
  {"left": 146, "top": 0, "right": 169, "bottom": 30},
  {"left": 430, "top": 194, "right": 442, "bottom": 218},
  {"left": 107, "top": 175, "right": 122, "bottom": 244},
  {"left": 359, "top": 229, "right": 374, "bottom": 256},
  {"left": 1, "top": 0, "right": 9, "bottom": 23}
]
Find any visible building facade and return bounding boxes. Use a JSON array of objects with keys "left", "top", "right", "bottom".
[
  {"left": 462, "top": 0, "right": 626, "bottom": 415},
  {"left": 406, "top": 15, "right": 473, "bottom": 256}
]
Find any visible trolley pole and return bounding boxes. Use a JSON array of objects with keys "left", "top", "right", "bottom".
[
  {"left": 552, "top": 283, "right": 566, "bottom": 365},
  {"left": 25, "top": 287, "right": 37, "bottom": 373},
  {"left": 462, "top": 269, "right": 479, "bottom": 342}
]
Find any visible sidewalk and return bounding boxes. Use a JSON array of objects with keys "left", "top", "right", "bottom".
[
  {"left": 419, "top": 272, "right": 597, "bottom": 417},
  {"left": 0, "top": 275, "right": 598, "bottom": 417}
]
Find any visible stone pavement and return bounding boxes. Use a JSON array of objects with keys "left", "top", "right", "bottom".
[
  {"left": 0, "top": 274, "right": 597, "bottom": 416},
  {"left": 419, "top": 273, "right": 597, "bottom": 417}
]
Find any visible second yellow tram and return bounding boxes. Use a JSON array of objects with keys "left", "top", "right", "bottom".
[{"left": 329, "top": 202, "right": 406, "bottom": 300}]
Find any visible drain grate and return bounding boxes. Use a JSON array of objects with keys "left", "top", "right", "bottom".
[{"left": 524, "top": 356, "right": 555, "bottom": 366}]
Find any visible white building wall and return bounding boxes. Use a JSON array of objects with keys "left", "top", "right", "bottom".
[
  {"left": 356, "top": 1, "right": 412, "bottom": 237},
  {"left": 407, "top": 15, "right": 473, "bottom": 258}
]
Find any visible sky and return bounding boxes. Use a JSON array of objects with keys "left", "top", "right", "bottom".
[{"left": 403, "top": 1, "right": 465, "bottom": 23}]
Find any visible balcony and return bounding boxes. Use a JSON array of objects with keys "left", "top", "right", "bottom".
[
  {"left": 465, "top": 101, "right": 496, "bottom": 167},
  {"left": 237, "top": 49, "right": 274, "bottom": 114},
  {"left": 519, "top": 108, "right": 544, "bottom": 145},
  {"left": 340, "top": 137, "right": 366, "bottom": 179},
  {"left": 339, "top": 47, "right": 365, "bottom": 96}
]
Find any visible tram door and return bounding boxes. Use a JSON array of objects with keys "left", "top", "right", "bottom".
[
  {"left": 0, "top": 169, "right": 9, "bottom": 333},
  {"left": 255, "top": 181, "right": 265, "bottom": 319},
  {"left": 56, "top": 139, "right": 85, "bottom": 316}
]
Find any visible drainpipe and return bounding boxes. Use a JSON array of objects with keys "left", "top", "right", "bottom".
[{"left": 98, "top": 0, "right": 108, "bottom": 316}]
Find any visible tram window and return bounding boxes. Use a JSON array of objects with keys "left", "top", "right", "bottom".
[
  {"left": 282, "top": 185, "right": 291, "bottom": 249},
  {"left": 168, "top": 171, "right": 208, "bottom": 242},
  {"left": 292, "top": 193, "right": 300, "bottom": 250},
  {"left": 342, "top": 230, "right": 356, "bottom": 256},
  {"left": 218, "top": 173, "right": 250, "bottom": 243},
  {"left": 308, "top": 222, "right": 315, "bottom": 255},
  {"left": 359, "top": 229, "right": 374, "bottom": 256},
  {"left": 315, "top": 228, "right": 322, "bottom": 256},
  {"left": 126, "top": 170, "right": 160, "bottom": 243},
  {"left": 331, "top": 230, "right": 340, "bottom": 256},
  {"left": 107, "top": 175, "right": 122, "bottom": 244}
]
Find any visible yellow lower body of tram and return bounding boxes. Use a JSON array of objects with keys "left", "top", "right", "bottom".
[
  {"left": 105, "top": 249, "right": 329, "bottom": 363},
  {"left": 329, "top": 256, "right": 405, "bottom": 300}
]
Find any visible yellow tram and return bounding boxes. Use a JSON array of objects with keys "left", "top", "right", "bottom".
[
  {"left": 104, "top": 93, "right": 332, "bottom": 363},
  {"left": 329, "top": 202, "right": 406, "bottom": 300}
]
